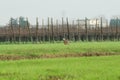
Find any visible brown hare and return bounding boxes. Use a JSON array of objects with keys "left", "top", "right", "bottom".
[{"left": 63, "top": 38, "right": 69, "bottom": 45}]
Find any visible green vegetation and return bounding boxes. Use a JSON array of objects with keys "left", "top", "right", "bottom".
[
  {"left": 0, "top": 42, "right": 120, "bottom": 56},
  {"left": 0, "top": 56, "right": 120, "bottom": 80},
  {"left": 0, "top": 42, "right": 120, "bottom": 80}
]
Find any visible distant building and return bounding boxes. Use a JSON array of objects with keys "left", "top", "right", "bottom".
[
  {"left": 76, "top": 19, "right": 86, "bottom": 29},
  {"left": 109, "top": 17, "right": 120, "bottom": 27},
  {"left": 19, "top": 17, "right": 28, "bottom": 27},
  {"left": 76, "top": 17, "right": 108, "bottom": 29},
  {"left": 89, "top": 17, "right": 107, "bottom": 28},
  {"left": 8, "top": 17, "right": 29, "bottom": 27},
  {"left": 10, "top": 18, "right": 18, "bottom": 26}
]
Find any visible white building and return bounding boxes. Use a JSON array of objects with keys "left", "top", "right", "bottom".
[{"left": 89, "top": 17, "right": 108, "bottom": 28}]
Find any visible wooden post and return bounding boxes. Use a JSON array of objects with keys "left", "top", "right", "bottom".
[
  {"left": 51, "top": 18, "right": 54, "bottom": 42},
  {"left": 36, "top": 17, "right": 39, "bottom": 43},
  {"left": 42, "top": 19, "right": 45, "bottom": 42},
  {"left": 10, "top": 18, "right": 15, "bottom": 43},
  {"left": 85, "top": 17, "right": 88, "bottom": 41},
  {"left": 106, "top": 19, "right": 109, "bottom": 40},
  {"left": 100, "top": 17, "right": 103, "bottom": 41},
  {"left": 94, "top": 19, "right": 98, "bottom": 41},
  {"left": 116, "top": 17, "right": 119, "bottom": 41},
  {"left": 4, "top": 27, "right": 9, "bottom": 43},
  {"left": 110, "top": 19, "right": 114, "bottom": 41},
  {"left": 66, "top": 18, "right": 70, "bottom": 40},
  {"left": 47, "top": 17, "right": 50, "bottom": 42},
  {"left": 44, "top": 21, "right": 47, "bottom": 42},
  {"left": 62, "top": 17, "right": 65, "bottom": 38},
  {"left": 18, "top": 23, "right": 21, "bottom": 43},
  {"left": 72, "top": 20, "right": 75, "bottom": 41},
  {"left": 77, "top": 19, "right": 81, "bottom": 41},
  {"left": 56, "top": 19, "right": 60, "bottom": 41},
  {"left": 26, "top": 18, "right": 32, "bottom": 42}
]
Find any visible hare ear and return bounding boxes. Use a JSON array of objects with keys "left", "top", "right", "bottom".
[{"left": 63, "top": 38, "right": 65, "bottom": 40}]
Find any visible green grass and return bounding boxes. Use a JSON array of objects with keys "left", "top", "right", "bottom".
[
  {"left": 0, "top": 42, "right": 120, "bottom": 80},
  {"left": 0, "top": 42, "right": 120, "bottom": 56},
  {"left": 0, "top": 56, "right": 120, "bottom": 80}
]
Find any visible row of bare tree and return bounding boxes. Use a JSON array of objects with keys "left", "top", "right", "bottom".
[{"left": 0, "top": 17, "right": 120, "bottom": 43}]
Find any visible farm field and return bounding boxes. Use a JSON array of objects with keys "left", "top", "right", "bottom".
[
  {"left": 0, "top": 42, "right": 120, "bottom": 80},
  {"left": 0, "top": 42, "right": 120, "bottom": 60},
  {"left": 0, "top": 56, "right": 120, "bottom": 80}
]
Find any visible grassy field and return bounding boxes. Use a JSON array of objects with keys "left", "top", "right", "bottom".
[
  {"left": 0, "top": 56, "right": 120, "bottom": 80},
  {"left": 0, "top": 42, "right": 120, "bottom": 56},
  {"left": 0, "top": 42, "right": 120, "bottom": 80}
]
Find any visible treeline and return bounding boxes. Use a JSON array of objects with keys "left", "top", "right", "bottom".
[{"left": 0, "top": 17, "right": 120, "bottom": 43}]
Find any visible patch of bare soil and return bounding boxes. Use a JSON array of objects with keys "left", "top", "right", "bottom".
[
  {"left": 39, "top": 74, "right": 74, "bottom": 80},
  {"left": 0, "top": 53, "right": 119, "bottom": 60}
]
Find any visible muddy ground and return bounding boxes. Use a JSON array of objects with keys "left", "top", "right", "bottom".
[{"left": 0, "top": 53, "right": 119, "bottom": 60}]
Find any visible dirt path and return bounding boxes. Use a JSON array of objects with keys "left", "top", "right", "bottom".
[{"left": 0, "top": 53, "right": 119, "bottom": 60}]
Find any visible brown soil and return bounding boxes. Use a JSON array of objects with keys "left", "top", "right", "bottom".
[
  {"left": 39, "top": 74, "right": 74, "bottom": 80},
  {"left": 0, "top": 53, "right": 119, "bottom": 61}
]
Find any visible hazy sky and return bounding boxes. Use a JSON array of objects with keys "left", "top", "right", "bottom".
[{"left": 0, "top": 0, "right": 119, "bottom": 25}]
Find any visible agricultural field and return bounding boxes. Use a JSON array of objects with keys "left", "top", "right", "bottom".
[
  {"left": 0, "top": 56, "right": 120, "bottom": 80},
  {"left": 0, "top": 41, "right": 120, "bottom": 60},
  {"left": 0, "top": 42, "right": 120, "bottom": 80}
]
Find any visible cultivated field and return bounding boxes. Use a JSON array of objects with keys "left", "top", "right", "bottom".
[
  {"left": 0, "top": 56, "right": 120, "bottom": 80},
  {"left": 0, "top": 42, "right": 120, "bottom": 80},
  {"left": 0, "top": 42, "right": 120, "bottom": 60}
]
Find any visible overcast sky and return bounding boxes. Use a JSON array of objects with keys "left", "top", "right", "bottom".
[{"left": 0, "top": 0, "right": 119, "bottom": 25}]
